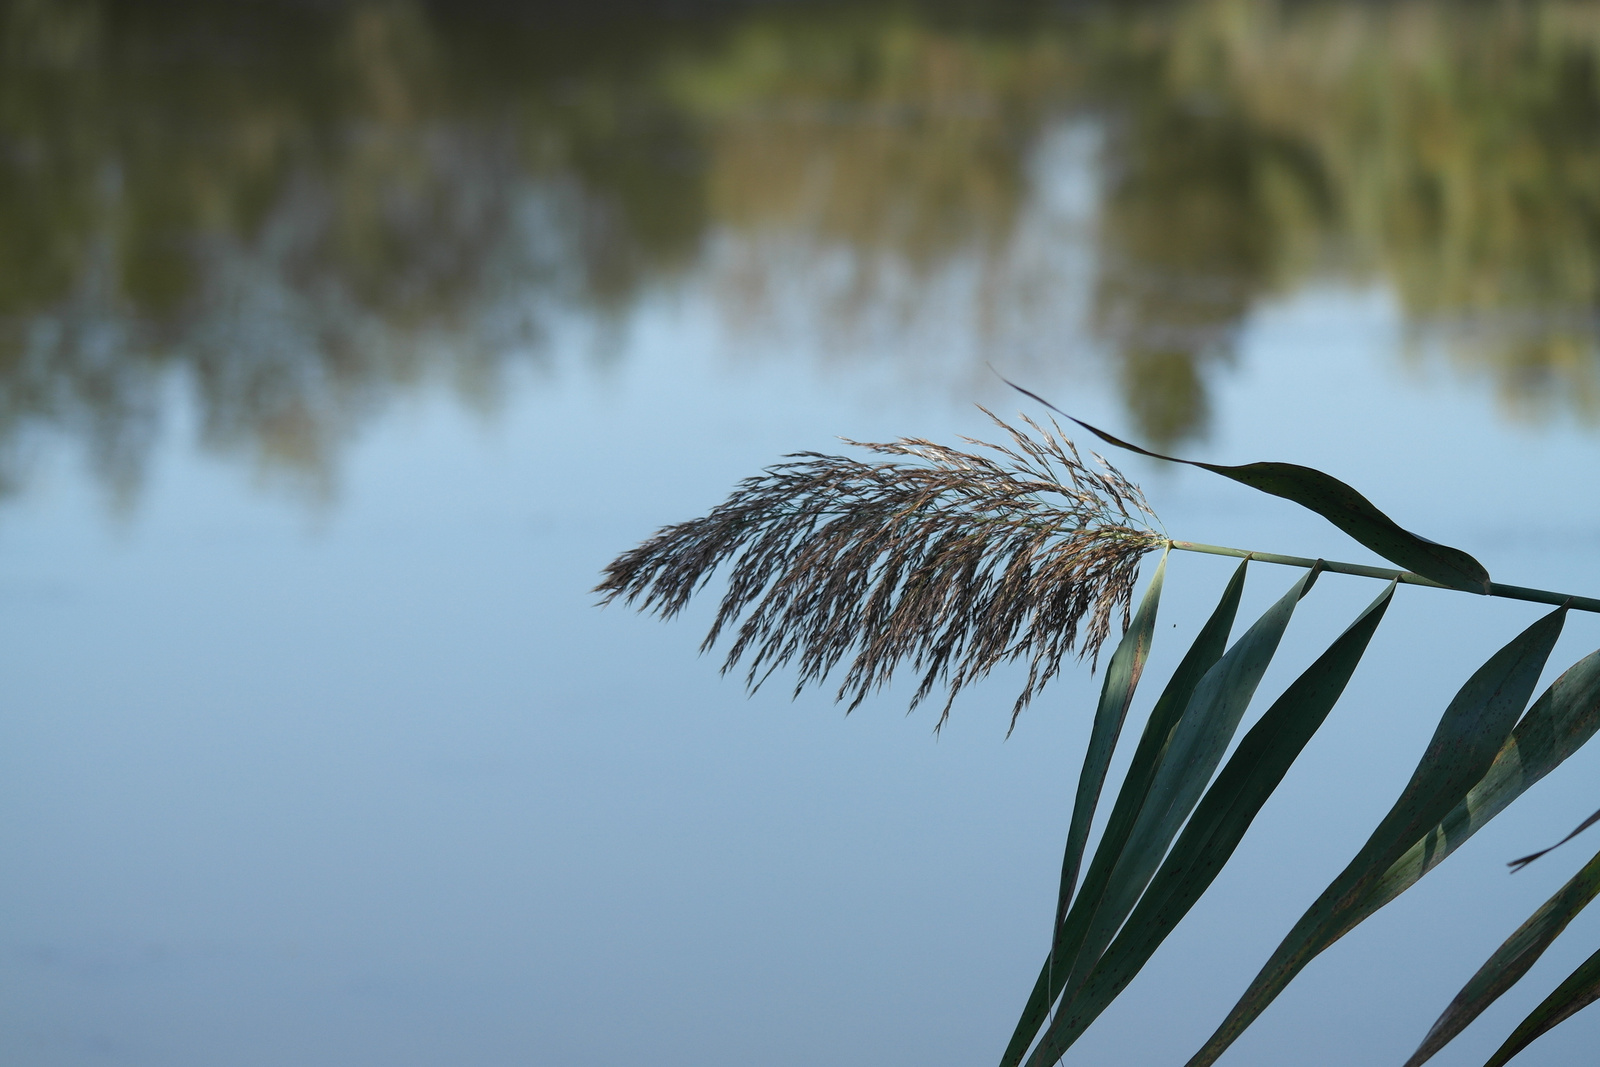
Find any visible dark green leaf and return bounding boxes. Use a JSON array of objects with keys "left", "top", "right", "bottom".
[
  {"left": 1405, "top": 845, "right": 1600, "bottom": 1066},
  {"left": 1005, "top": 564, "right": 1316, "bottom": 1067},
  {"left": 1000, "top": 559, "right": 1248, "bottom": 1067},
  {"left": 1187, "top": 607, "right": 1569, "bottom": 1067},
  {"left": 1341, "top": 646, "right": 1600, "bottom": 938},
  {"left": 1055, "top": 551, "right": 1167, "bottom": 934},
  {"left": 1509, "top": 807, "right": 1600, "bottom": 872},
  {"left": 1483, "top": 944, "right": 1600, "bottom": 1067},
  {"left": 1023, "top": 582, "right": 1396, "bottom": 1066},
  {"left": 1003, "top": 381, "right": 1490, "bottom": 593},
  {"left": 1070, "top": 565, "right": 1322, "bottom": 993}
]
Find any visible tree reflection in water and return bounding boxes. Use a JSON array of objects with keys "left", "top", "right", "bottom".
[{"left": 3, "top": 0, "right": 1600, "bottom": 503}]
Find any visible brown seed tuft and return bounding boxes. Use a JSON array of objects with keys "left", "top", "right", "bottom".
[{"left": 596, "top": 409, "right": 1163, "bottom": 731}]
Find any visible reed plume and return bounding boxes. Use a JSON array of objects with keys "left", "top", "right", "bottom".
[{"left": 597, "top": 410, "right": 1163, "bottom": 730}]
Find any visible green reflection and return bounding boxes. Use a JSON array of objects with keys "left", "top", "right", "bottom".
[{"left": 3, "top": 0, "right": 1600, "bottom": 501}]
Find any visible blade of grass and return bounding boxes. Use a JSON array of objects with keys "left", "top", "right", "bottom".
[
  {"left": 1008, "top": 565, "right": 1322, "bottom": 1067},
  {"left": 1055, "top": 552, "right": 1168, "bottom": 927},
  {"left": 1333, "top": 647, "right": 1600, "bottom": 942},
  {"left": 1293, "top": 643, "right": 1600, "bottom": 989},
  {"left": 1509, "top": 807, "right": 1600, "bottom": 872},
  {"left": 1187, "top": 606, "right": 1570, "bottom": 1067},
  {"left": 1000, "top": 559, "right": 1249, "bottom": 1067},
  {"left": 1024, "top": 581, "right": 1397, "bottom": 1066},
  {"left": 1483, "top": 944, "right": 1600, "bottom": 1067},
  {"left": 1405, "top": 845, "right": 1600, "bottom": 1066},
  {"left": 1002, "top": 381, "right": 1490, "bottom": 593},
  {"left": 1060, "top": 565, "right": 1323, "bottom": 1002}
]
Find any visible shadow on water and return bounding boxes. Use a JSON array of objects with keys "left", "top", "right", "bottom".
[{"left": 4, "top": 0, "right": 1600, "bottom": 504}]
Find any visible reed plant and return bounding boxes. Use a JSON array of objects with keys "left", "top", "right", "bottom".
[{"left": 598, "top": 388, "right": 1600, "bottom": 1066}]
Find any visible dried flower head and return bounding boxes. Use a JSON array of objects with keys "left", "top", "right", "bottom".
[{"left": 596, "top": 409, "right": 1164, "bottom": 731}]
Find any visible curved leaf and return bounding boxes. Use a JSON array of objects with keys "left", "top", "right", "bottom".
[
  {"left": 1005, "top": 565, "right": 1316, "bottom": 1067},
  {"left": 1509, "top": 806, "right": 1600, "bottom": 872},
  {"left": 1406, "top": 845, "right": 1600, "bottom": 1066},
  {"left": 1483, "top": 945, "right": 1600, "bottom": 1067},
  {"left": 1000, "top": 559, "right": 1248, "bottom": 1067},
  {"left": 1338, "top": 646, "right": 1600, "bottom": 940},
  {"left": 1187, "top": 606, "right": 1569, "bottom": 1067},
  {"left": 1076, "top": 564, "right": 1323, "bottom": 986},
  {"left": 1055, "top": 552, "right": 1167, "bottom": 925},
  {"left": 1023, "top": 582, "right": 1396, "bottom": 1066},
  {"left": 1003, "top": 382, "right": 1490, "bottom": 593}
]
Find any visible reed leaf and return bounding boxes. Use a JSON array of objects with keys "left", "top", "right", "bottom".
[
  {"left": 1509, "top": 806, "right": 1600, "bottom": 872},
  {"left": 1332, "top": 648, "right": 1600, "bottom": 945},
  {"left": 1023, "top": 581, "right": 1397, "bottom": 1066},
  {"left": 1187, "top": 607, "right": 1570, "bottom": 1067},
  {"left": 1064, "top": 568, "right": 1323, "bottom": 995},
  {"left": 1171, "top": 639, "right": 1600, "bottom": 1066},
  {"left": 1055, "top": 551, "right": 1167, "bottom": 932},
  {"left": 1001, "top": 559, "right": 1249, "bottom": 1067},
  {"left": 1483, "top": 945, "right": 1600, "bottom": 1067},
  {"left": 1003, "top": 381, "right": 1491, "bottom": 593},
  {"left": 1007, "top": 565, "right": 1317, "bottom": 1066},
  {"left": 1405, "top": 845, "right": 1600, "bottom": 1066}
]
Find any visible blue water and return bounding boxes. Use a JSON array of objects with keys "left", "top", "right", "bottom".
[
  {"left": 3, "top": 277, "right": 1599, "bottom": 1066},
  {"left": 6, "top": 2, "right": 1600, "bottom": 1060}
]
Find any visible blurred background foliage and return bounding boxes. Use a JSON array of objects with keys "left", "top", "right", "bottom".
[{"left": 4, "top": 0, "right": 1600, "bottom": 500}]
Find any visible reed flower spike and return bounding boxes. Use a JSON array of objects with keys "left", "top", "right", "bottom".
[{"left": 596, "top": 409, "right": 1164, "bottom": 730}]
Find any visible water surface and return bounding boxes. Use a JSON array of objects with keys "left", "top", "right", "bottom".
[{"left": 5, "top": 2, "right": 1600, "bottom": 1065}]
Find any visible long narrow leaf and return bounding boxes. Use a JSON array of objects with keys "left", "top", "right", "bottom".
[
  {"left": 1405, "top": 845, "right": 1600, "bottom": 1066},
  {"left": 1483, "top": 945, "right": 1600, "bottom": 1067},
  {"left": 1000, "top": 559, "right": 1249, "bottom": 1067},
  {"left": 1003, "top": 381, "right": 1489, "bottom": 593},
  {"left": 1063, "top": 566, "right": 1323, "bottom": 999},
  {"left": 1024, "top": 581, "right": 1397, "bottom": 1066},
  {"left": 1509, "top": 807, "right": 1600, "bottom": 872},
  {"left": 1335, "top": 647, "right": 1600, "bottom": 942},
  {"left": 1188, "top": 607, "right": 1570, "bottom": 1067},
  {"left": 1056, "top": 551, "right": 1167, "bottom": 928},
  {"left": 1011, "top": 565, "right": 1320, "bottom": 1067}
]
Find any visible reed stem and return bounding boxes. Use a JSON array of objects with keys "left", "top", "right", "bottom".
[{"left": 1166, "top": 540, "right": 1600, "bottom": 616}]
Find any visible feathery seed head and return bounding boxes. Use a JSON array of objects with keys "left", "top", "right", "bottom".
[{"left": 596, "top": 410, "right": 1163, "bottom": 731}]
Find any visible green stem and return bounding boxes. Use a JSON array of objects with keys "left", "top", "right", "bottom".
[{"left": 1167, "top": 540, "right": 1600, "bottom": 616}]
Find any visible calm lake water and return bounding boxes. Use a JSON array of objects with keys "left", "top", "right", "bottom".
[{"left": 5, "top": 1, "right": 1600, "bottom": 1065}]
